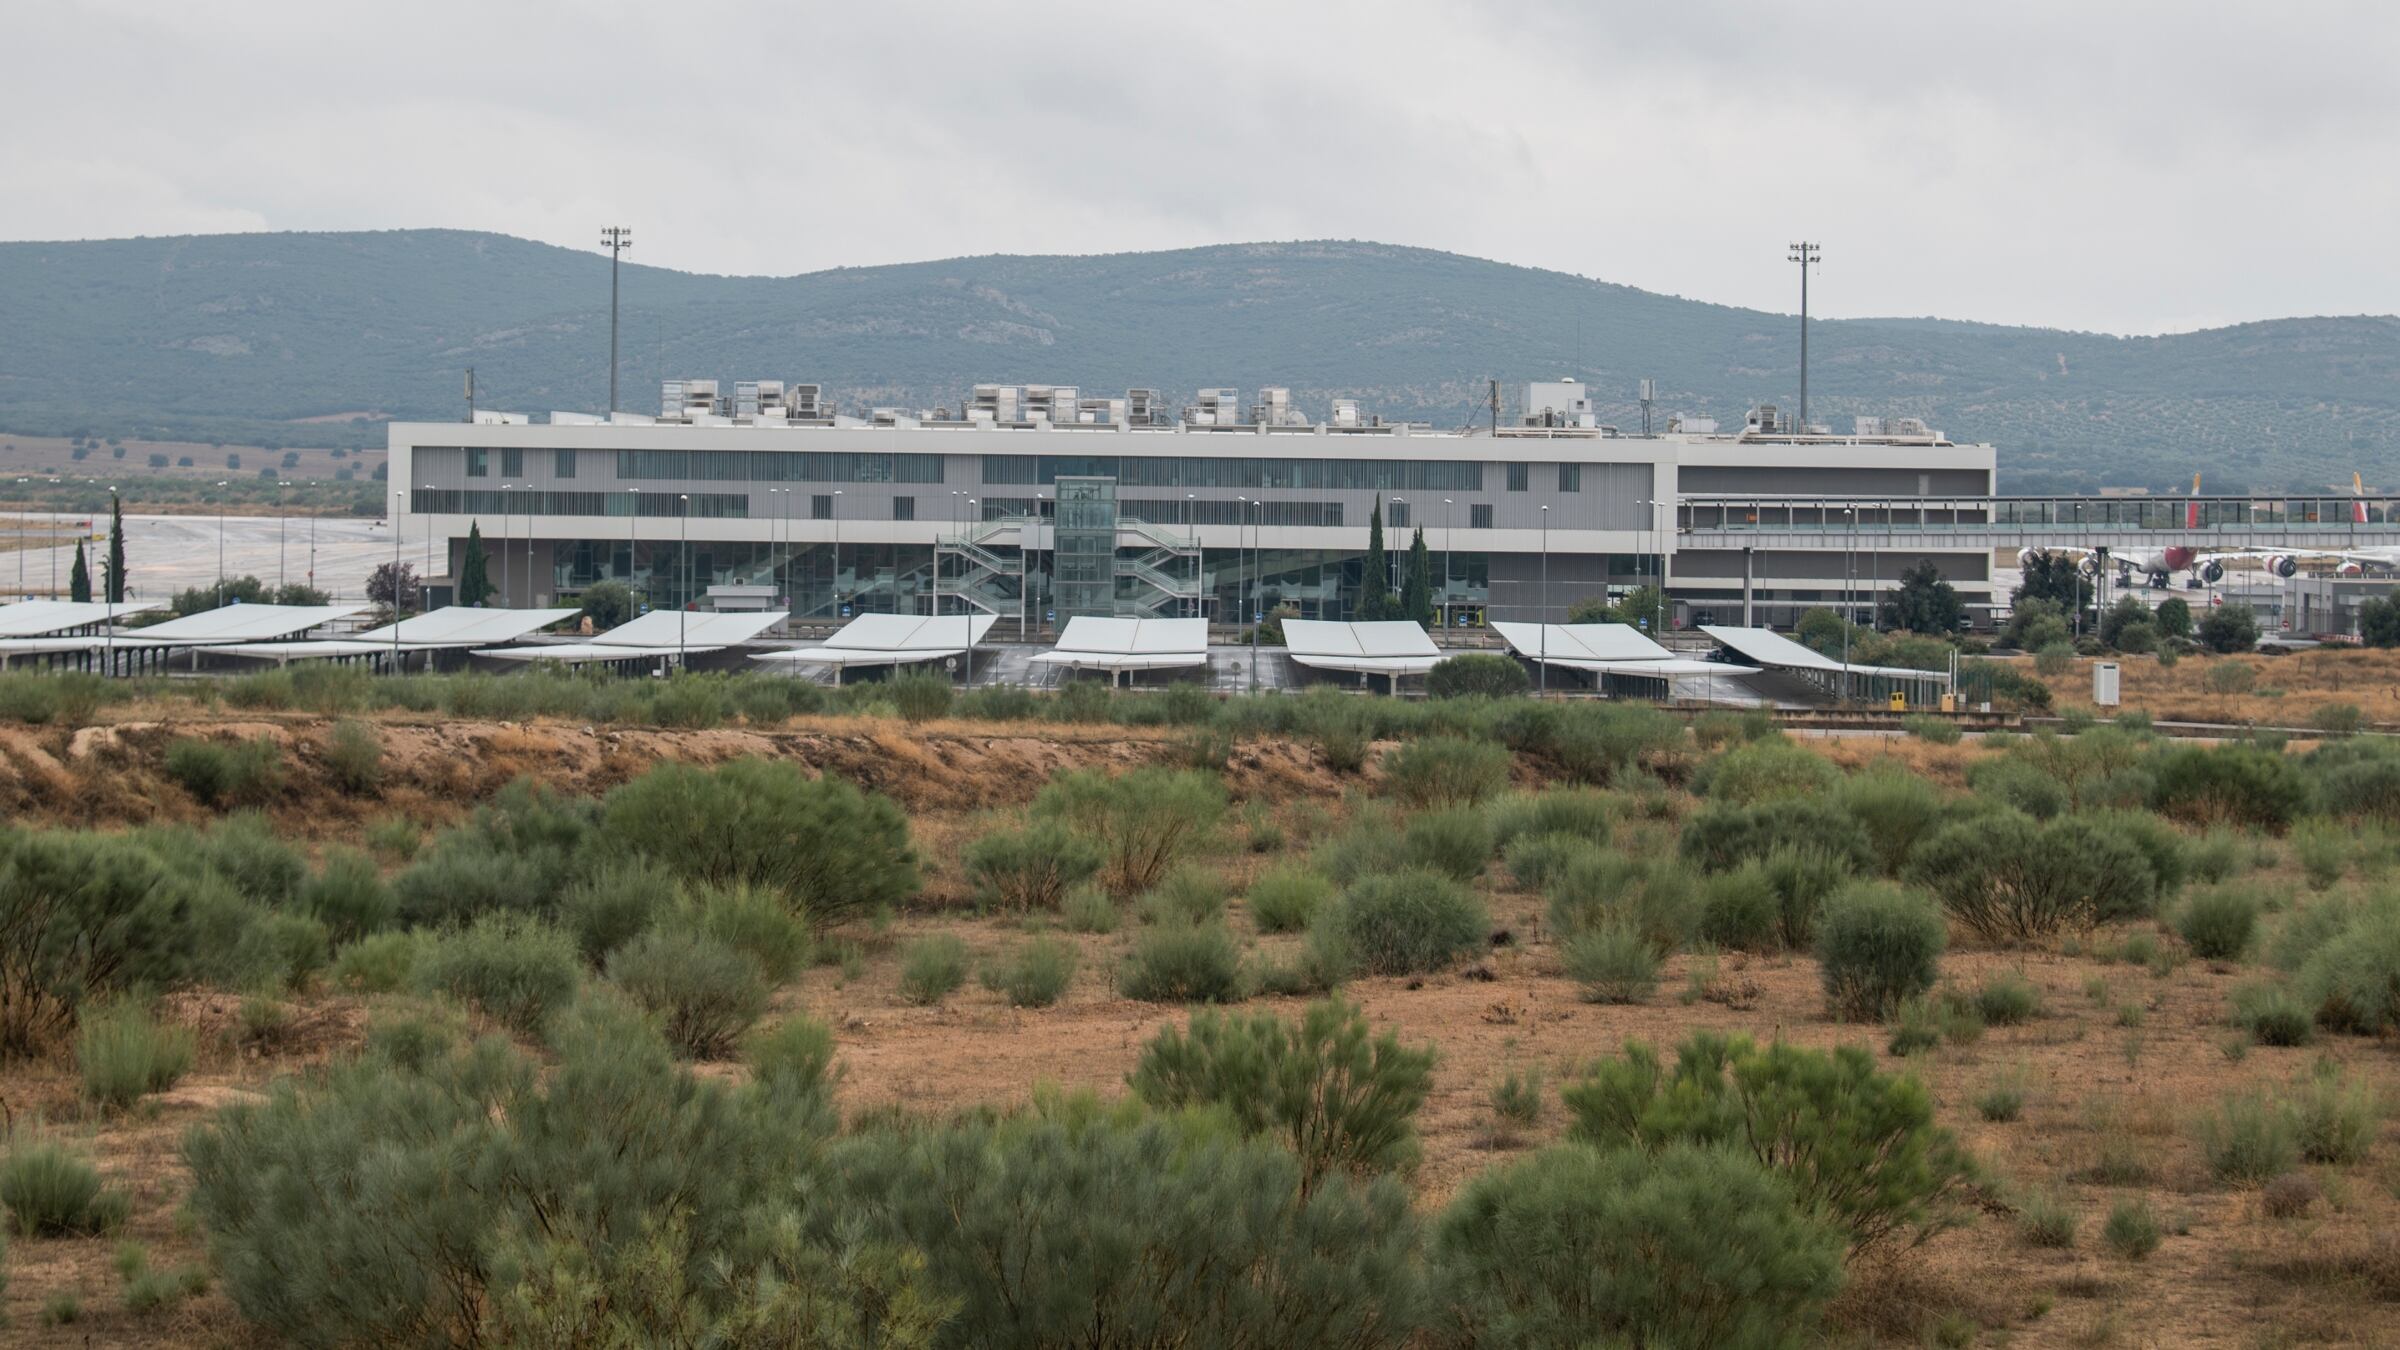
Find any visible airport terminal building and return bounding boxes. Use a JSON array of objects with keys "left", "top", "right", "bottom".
[{"left": 387, "top": 380, "right": 1998, "bottom": 633}]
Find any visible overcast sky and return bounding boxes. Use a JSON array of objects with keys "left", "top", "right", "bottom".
[{"left": 7, "top": 0, "right": 2396, "bottom": 335}]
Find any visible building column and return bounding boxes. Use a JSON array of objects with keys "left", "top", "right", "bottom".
[{"left": 1741, "top": 547, "right": 1754, "bottom": 628}]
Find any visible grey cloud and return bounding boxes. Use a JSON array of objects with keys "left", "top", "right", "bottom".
[{"left": 3, "top": 0, "right": 2396, "bottom": 334}]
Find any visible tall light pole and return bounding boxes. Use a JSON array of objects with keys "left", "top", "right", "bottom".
[
  {"left": 422, "top": 483, "right": 436, "bottom": 580},
  {"left": 306, "top": 480, "right": 319, "bottom": 594},
  {"left": 964, "top": 497, "right": 978, "bottom": 686},
  {"left": 1539, "top": 505, "right": 1550, "bottom": 695},
  {"left": 215, "top": 481, "right": 229, "bottom": 609},
  {"left": 391, "top": 489, "right": 403, "bottom": 673},
  {"left": 627, "top": 488, "right": 641, "bottom": 618},
  {"left": 1441, "top": 498, "right": 1454, "bottom": 635},
  {"left": 1788, "top": 241, "right": 1822, "bottom": 431},
  {"left": 600, "top": 226, "right": 632, "bottom": 414},
  {"left": 831, "top": 489, "right": 843, "bottom": 618},
  {"left": 15, "top": 480, "right": 26, "bottom": 599},
  {"left": 1389, "top": 496, "right": 1406, "bottom": 596},
  {"left": 499, "top": 483, "right": 514, "bottom": 608},
  {"left": 1247, "top": 496, "right": 1259, "bottom": 693},
  {"left": 276, "top": 479, "right": 290, "bottom": 591},
  {"left": 677, "top": 493, "right": 690, "bottom": 669},
  {"left": 103, "top": 486, "right": 117, "bottom": 677},
  {"left": 1185, "top": 493, "right": 1197, "bottom": 618}
]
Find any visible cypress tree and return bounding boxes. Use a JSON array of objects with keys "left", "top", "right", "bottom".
[
  {"left": 105, "top": 493, "right": 127, "bottom": 603},
  {"left": 1402, "top": 526, "right": 1433, "bottom": 627},
  {"left": 68, "top": 541, "right": 91, "bottom": 603},
  {"left": 1359, "top": 503, "right": 1393, "bottom": 621},
  {"left": 458, "top": 523, "right": 493, "bottom": 606}
]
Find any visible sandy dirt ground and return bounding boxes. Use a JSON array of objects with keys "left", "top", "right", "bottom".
[{"left": 0, "top": 707, "right": 2394, "bottom": 1346}]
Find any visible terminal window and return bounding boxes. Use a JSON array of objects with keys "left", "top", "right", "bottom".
[
  {"left": 466, "top": 448, "right": 488, "bottom": 478},
  {"left": 1558, "top": 464, "right": 1581, "bottom": 492},
  {"left": 892, "top": 497, "right": 914, "bottom": 521},
  {"left": 1507, "top": 463, "right": 1528, "bottom": 492},
  {"left": 502, "top": 448, "right": 524, "bottom": 477},
  {"left": 554, "top": 449, "right": 576, "bottom": 479},
  {"left": 1389, "top": 503, "right": 1410, "bottom": 528},
  {"left": 812, "top": 494, "right": 833, "bottom": 519},
  {"left": 1470, "top": 504, "right": 1493, "bottom": 529}
]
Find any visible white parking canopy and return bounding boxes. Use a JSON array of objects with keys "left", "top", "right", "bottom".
[
  {"left": 1029, "top": 617, "right": 1208, "bottom": 671},
  {"left": 1282, "top": 619, "right": 1452, "bottom": 675}
]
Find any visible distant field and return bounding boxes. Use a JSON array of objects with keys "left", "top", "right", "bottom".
[{"left": 0, "top": 432, "right": 383, "bottom": 489}]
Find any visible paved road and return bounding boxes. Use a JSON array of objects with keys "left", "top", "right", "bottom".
[{"left": 0, "top": 513, "right": 395, "bottom": 603}]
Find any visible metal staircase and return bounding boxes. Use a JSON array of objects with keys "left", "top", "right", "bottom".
[
  {"left": 934, "top": 519, "right": 1027, "bottom": 634},
  {"left": 933, "top": 514, "right": 1202, "bottom": 631}
]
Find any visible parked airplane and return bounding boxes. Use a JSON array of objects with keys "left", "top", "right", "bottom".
[{"left": 2018, "top": 473, "right": 2384, "bottom": 589}]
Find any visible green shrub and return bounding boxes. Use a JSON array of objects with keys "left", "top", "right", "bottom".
[
  {"left": 1432, "top": 1142, "right": 1843, "bottom": 1350},
  {"left": 1380, "top": 736, "right": 1511, "bottom": 808},
  {"left": 391, "top": 831, "right": 579, "bottom": 930},
  {"left": 1118, "top": 922, "right": 1246, "bottom": 1003},
  {"left": 1973, "top": 973, "right": 2044, "bottom": 1025},
  {"left": 2292, "top": 821, "right": 2349, "bottom": 890},
  {"left": 1833, "top": 771, "right": 1945, "bottom": 876},
  {"left": 1544, "top": 851, "right": 1700, "bottom": 954},
  {"left": 1426, "top": 651, "right": 1529, "bottom": 699},
  {"left": 165, "top": 736, "right": 285, "bottom": 808},
  {"left": 1, "top": 1136, "right": 130, "bottom": 1238},
  {"left": 2185, "top": 828, "right": 2246, "bottom": 884},
  {"left": 329, "top": 931, "right": 424, "bottom": 994},
  {"left": 1759, "top": 845, "right": 1851, "bottom": 950},
  {"left": 1246, "top": 864, "right": 1334, "bottom": 934},
  {"left": 1315, "top": 819, "right": 1413, "bottom": 886},
  {"left": 77, "top": 1000, "right": 195, "bottom": 1110},
  {"left": 601, "top": 758, "right": 918, "bottom": 929},
  {"left": 2033, "top": 641, "right": 2073, "bottom": 676},
  {"left": 1489, "top": 1067, "right": 1545, "bottom": 1136},
  {"left": 1692, "top": 737, "right": 1839, "bottom": 805},
  {"left": 675, "top": 882, "right": 812, "bottom": 985},
  {"left": 1562, "top": 924, "right": 1658, "bottom": 1004},
  {"left": 1487, "top": 788, "right": 1614, "bottom": 852},
  {"left": 1136, "top": 865, "right": 1227, "bottom": 926},
  {"left": 0, "top": 831, "right": 208, "bottom": 1058},
  {"left": 1966, "top": 756, "right": 2070, "bottom": 820},
  {"left": 324, "top": 719, "right": 383, "bottom": 794},
  {"left": 964, "top": 820, "right": 1104, "bottom": 913},
  {"left": 234, "top": 909, "right": 332, "bottom": 993},
  {"left": 983, "top": 936, "right": 1079, "bottom": 1008},
  {"left": 1975, "top": 1066, "right": 2030, "bottom": 1122},
  {"left": 885, "top": 669, "right": 953, "bottom": 723},
  {"left": 2017, "top": 1190, "right": 2077, "bottom": 1248},
  {"left": 1697, "top": 864, "right": 1780, "bottom": 950},
  {"left": 2229, "top": 980, "right": 2314, "bottom": 1046},
  {"left": 1503, "top": 831, "right": 1603, "bottom": 892},
  {"left": 1318, "top": 868, "right": 1488, "bottom": 977},
  {"left": 830, "top": 1108, "right": 1421, "bottom": 1349},
  {"left": 1908, "top": 812, "right": 2154, "bottom": 943},
  {"left": 2297, "top": 907, "right": 2400, "bottom": 1034},
  {"left": 2103, "top": 1198, "right": 2163, "bottom": 1259},
  {"left": 607, "top": 928, "right": 769, "bottom": 1059},
  {"left": 1563, "top": 1032, "right": 1974, "bottom": 1254},
  {"left": 2150, "top": 744, "right": 2310, "bottom": 830},
  {"left": 1130, "top": 997, "right": 1433, "bottom": 1189},
  {"left": 365, "top": 815, "right": 421, "bottom": 862},
  {"left": 2197, "top": 1090, "right": 2300, "bottom": 1183},
  {"left": 411, "top": 913, "right": 582, "bottom": 1036},
  {"left": 1059, "top": 884, "right": 1120, "bottom": 934},
  {"left": 897, "top": 934, "right": 971, "bottom": 1006},
  {"left": 294, "top": 847, "right": 395, "bottom": 945},
  {"left": 1401, "top": 806, "right": 1496, "bottom": 881},
  {"left": 184, "top": 999, "right": 850, "bottom": 1350},
  {"left": 555, "top": 859, "right": 675, "bottom": 966},
  {"left": 2178, "top": 884, "right": 2260, "bottom": 961},
  {"left": 2289, "top": 1062, "right": 2381, "bottom": 1165},
  {"left": 1816, "top": 882, "right": 1946, "bottom": 1021},
  {"left": 1902, "top": 715, "right": 1963, "bottom": 745},
  {"left": 1033, "top": 766, "right": 1226, "bottom": 896},
  {"left": 1679, "top": 797, "right": 1874, "bottom": 875}
]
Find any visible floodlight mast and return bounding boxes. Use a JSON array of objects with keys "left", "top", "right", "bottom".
[
  {"left": 600, "top": 227, "right": 633, "bottom": 414},
  {"left": 1787, "top": 241, "right": 1822, "bottom": 429}
]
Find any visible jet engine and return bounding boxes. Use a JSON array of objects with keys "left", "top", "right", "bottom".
[{"left": 2267, "top": 554, "right": 2299, "bottom": 579}]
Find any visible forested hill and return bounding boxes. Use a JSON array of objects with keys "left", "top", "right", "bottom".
[{"left": 2, "top": 229, "right": 2395, "bottom": 491}]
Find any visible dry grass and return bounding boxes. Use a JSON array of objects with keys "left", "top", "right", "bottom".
[{"left": 2032, "top": 645, "right": 2400, "bottom": 728}]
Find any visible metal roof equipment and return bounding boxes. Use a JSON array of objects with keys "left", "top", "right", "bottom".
[
  {"left": 1028, "top": 617, "right": 1208, "bottom": 673},
  {"left": 751, "top": 612, "right": 997, "bottom": 669},
  {"left": 1281, "top": 620, "right": 1453, "bottom": 676}
]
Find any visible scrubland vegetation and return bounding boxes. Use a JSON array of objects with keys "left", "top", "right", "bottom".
[{"left": 0, "top": 667, "right": 2393, "bottom": 1345}]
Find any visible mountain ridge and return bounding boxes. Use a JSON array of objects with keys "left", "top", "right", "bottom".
[{"left": 3, "top": 229, "right": 2396, "bottom": 491}]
